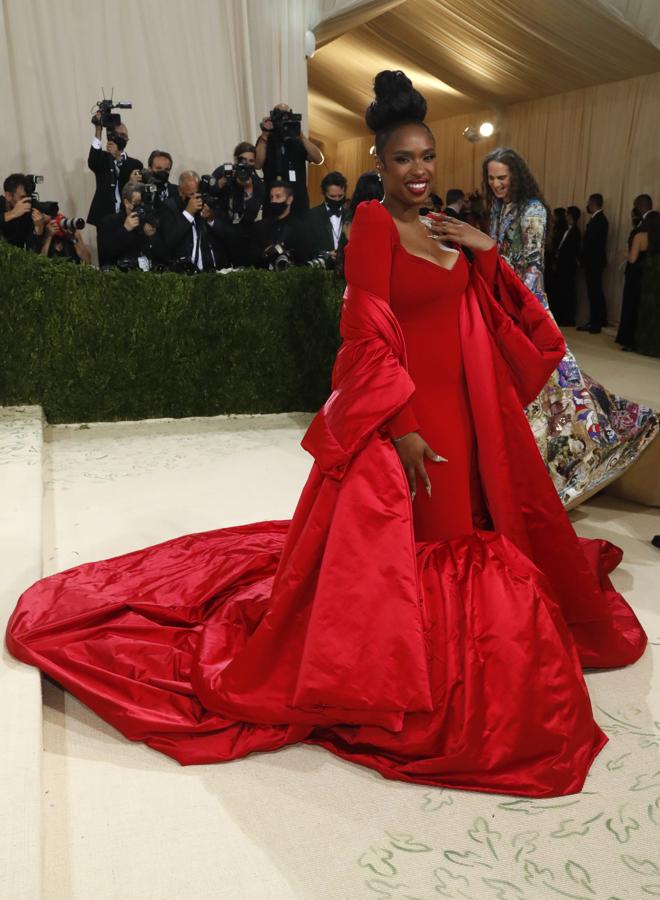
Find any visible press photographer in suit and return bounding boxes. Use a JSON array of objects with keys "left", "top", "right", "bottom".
[
  {"left": 146, "top": 150, "right": 177, "bottom": 205},
  {"left": 578, "top": 193, "right": 609, "bottom": 333},
  {"left": 212, "top": 143, "right": 264, "bottom": 227},
  {"left": 97, "top": 182, "right": 168, "bottom": 271},
  {"left": 251, "top": 181, "right": 307, "bottom": 269},
  {"left": 303, "top": 171, "right": 347, "bottom": 265},
  {"left": 87, "top": 110, "right": 143, "bottom": 249},
  {"left": 160, "top": 171, "right": 232, "bottom": 272},
  {"left": 255, "top": 103, "right": 324, "bottom": 215}
]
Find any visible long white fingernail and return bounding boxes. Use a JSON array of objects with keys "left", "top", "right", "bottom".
[
  {"left": 434, "top": 455, "right": 448, "bottom": 462},
  {"left": 411, "top": 491, "right": 416, "bottom": 502}
]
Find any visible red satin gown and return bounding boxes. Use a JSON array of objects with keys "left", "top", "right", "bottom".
[
  {"left": 350, "top": 222, "right": 477, "bottom": 540},
  {"left": 6, "top": 201, "right": 646, "bottom": 798}
]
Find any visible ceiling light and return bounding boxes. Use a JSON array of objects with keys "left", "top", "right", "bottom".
[
  {"left": 462, "top": 126, "right": 480, "bottom": 143},
  {"left": 479, "top": 121, "right": 495, "bottom": 137}
]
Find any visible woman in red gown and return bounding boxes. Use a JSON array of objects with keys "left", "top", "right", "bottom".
[{"left": 6, "top": 71, "right": 647, "bottom": 797}]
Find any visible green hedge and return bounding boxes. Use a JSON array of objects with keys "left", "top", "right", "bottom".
[{"left": 0, "top": 242, "right": 343, "bottom": 423}]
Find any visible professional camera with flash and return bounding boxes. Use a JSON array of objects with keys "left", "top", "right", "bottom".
[
  {"left": 269, "top": 107, "right": 302, "bottom": 141},
  {"left": 25, "top": 174, "right": 59, "bottom": 217},
  {"left": 216, "top": 162, "right": 253, "bottom": 183}
]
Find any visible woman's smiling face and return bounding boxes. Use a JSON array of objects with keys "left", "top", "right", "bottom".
[{"left": 378, "top": 123, "right": 436, "bottom": 209}]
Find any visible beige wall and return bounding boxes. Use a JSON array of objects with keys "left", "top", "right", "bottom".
[{"left": 315, "top": 71, "right": 660, "bottom": 323}]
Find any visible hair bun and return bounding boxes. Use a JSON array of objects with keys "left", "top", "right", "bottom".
[{"left": 365, "top": 70, "right": 427, "bottom": 133}]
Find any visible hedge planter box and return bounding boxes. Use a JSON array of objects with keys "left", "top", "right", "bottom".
[{"left": 0, "top": 243, "right": 343, "bottom": 424}]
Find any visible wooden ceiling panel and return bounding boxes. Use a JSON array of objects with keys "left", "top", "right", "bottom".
[{"left": 308, "top": 0, "right": 660, "bottom": 141}]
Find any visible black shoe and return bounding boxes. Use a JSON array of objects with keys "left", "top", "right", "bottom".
[
  {"left": 589, "top": 327, "right": 602, "bottom": 334},
  {"left": 576, "top": 323, "right": 592, "bottom": 331}
]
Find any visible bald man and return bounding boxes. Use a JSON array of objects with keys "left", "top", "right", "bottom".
[{"left": 160, "top": 170, "right": 230, "bottom": 271}]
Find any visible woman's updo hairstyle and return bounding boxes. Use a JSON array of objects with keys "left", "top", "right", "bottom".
[{"left": 365, "top": 70, "right": 432, "bottom": 157}]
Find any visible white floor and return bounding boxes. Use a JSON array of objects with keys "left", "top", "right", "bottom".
[{"left": 2, "top": 330, "right": 660, "bottom": 900}]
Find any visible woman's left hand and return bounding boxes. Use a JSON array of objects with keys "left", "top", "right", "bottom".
[{"left": 426, "top": 213, "right": 495, "bottom": 253}]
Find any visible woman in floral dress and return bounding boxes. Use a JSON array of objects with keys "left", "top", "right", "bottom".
[{"left": 484, "top": 147, "right": 658, "bottom": 507}]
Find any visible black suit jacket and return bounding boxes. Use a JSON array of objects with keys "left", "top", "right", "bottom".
[
  {"left": 152, "top": 182, "right": 178, "bottom": 208},
  {"left": 251, "top": 214, "right": 308, "bottom": 267},
  {"left": 97, "top": 211, "right": 168, "bottom": 269},
  {"left": 582, "top": 212, "right": 608, "bottom": 269},
  {"left": 0, "top": 197, "right": 42, "bottom": 251},
  {"left": 87, "top": 144, "right": 143, "bottom": 226},
  {"left": 556, "top": 225, "right": 581, "bottom": 274},
  {"left": 304, "top": 202, "right": 345, "bottom": 259},
  {"left": 159, "top": 196, "right": 230, "bottom": 271},
  {"left": 443, "top": 206, "right": 468, "bottom": 222}
]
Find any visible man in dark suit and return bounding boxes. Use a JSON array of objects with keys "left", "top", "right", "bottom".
[
  {"left": 87, "top": 111, "right": 143, "bottom": 262},
  {"left": 97, "top": 182, "right": 168, "bottom": 271},
  {"left": 554, "top": 206, "right": 582, "bottom": 326},
  {"left": 146, "top": 149, "right": 177, "bottom": 206},
  {"left": 159, "top": 171, "right": 232, "bottom": 272},
  {"left": 303, "top": 171, "right": 347, "bottom": 265},
  {"left": 578, "top": 193, "right": 609, "bottom": 333},
  {"left": 443, "top": 188, "right": 468, "bottom": 222},
  {"left": 251, "top": 182, "right": 307, "bottom": 268}
]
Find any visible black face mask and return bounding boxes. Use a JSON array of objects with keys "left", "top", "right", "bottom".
[
  {"left": 270, "top": 200, "right": 289, "bottom": 216},
  {"left": 152, "top": 170, "right": 170, "bottom": 184},
  {"left": 108, "top": 132, "right": 127, "bottom": 152},
  {"left": 325, "top": 198, "right": 344, "bottom": 215}
]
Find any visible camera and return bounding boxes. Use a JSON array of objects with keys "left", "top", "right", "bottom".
[
  {"left": 263, "top": 242, "right": 293, "bottom": 271},
  {"left": 51, "top": 213, "right": 86, "bottom": 238},
  {"left": 199, "top": 174, "right": 223, "bottom": 210},
  {"left": 216, "top": 162, "right": 253, "bottom": 184},
  {"left": 306, "top": 250, "right": 336, "bottom": 271},
  {"left": 139, "top": 168, "right": 169, "bottom": 187},
  {"left": 24, "top": 174, "right": 59, "bottom": 217},
  {"left": 127, "top": 182, "right": 159, "bottom": 228},
  {"left": 269, "top": 107, "right": 302, "bottom": 141},
  {"left": 92, "top": 97, "right": 132, "bottom": 129}
]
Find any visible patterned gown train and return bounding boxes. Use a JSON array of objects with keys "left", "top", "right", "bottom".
[{"left": 490, "top": 198, "right": 658, "bottom": 506}]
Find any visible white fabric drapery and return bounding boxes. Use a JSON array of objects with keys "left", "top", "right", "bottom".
[{"left": 0, "top": 0, "right": 383, "bottom": 237}]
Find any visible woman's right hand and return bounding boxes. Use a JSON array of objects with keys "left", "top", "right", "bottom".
[{"left": 392, "top": 432, "right": 447, "bottom": 500}]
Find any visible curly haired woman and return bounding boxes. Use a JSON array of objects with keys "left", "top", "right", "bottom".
[{"left": 484, "top": 147, "right": 658, "bottom": 506}]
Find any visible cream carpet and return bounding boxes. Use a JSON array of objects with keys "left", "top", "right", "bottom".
[{"left": 4, "top": 330, "right": 660, "bottom": 900}]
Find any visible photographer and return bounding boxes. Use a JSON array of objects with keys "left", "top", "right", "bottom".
[
  {"left": 1, "top": 174, "right": 46, "bottom": 251},
  {"left": 251, "top": 181, "right": 307, "bottom": 269},
  {"left": 87, "top": 110, "right": 143, "bottom": 245},
  {"left": 255, "top": 103, "right": 324, "bottom": 215},
  {"left": 304, "top": 170, "right": 348, "bottom": 265},
  {"left": 160, "top": 171, "right": 232, "bottom": 272},
  {"left": 97, "top": 182, "right": 167, "bottom": 271},
  {"left": 212, "top": 142, "right": 264, "bottom": 227},
  {"left": 146, "top": 150, "right": 177, "bottom": 205},
  {"left": 41, "top": 214, "right": 92, "bottom": 264}
]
